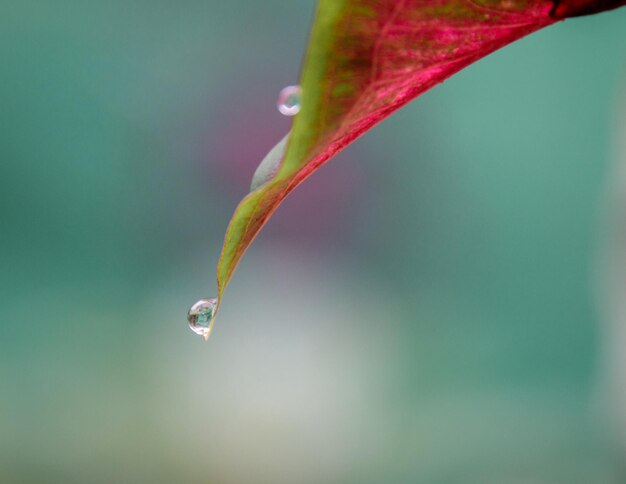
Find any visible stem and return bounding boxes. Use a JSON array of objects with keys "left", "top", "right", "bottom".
[{"left": 551, "top": 0, "right": 626, "bottom": 18}]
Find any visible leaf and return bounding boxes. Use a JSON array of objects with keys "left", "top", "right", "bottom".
[{"left": 215, "top": 0, "right": 626, "bottom": 308}]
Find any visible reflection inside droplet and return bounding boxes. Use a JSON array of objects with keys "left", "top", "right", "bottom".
[
  {"left": 277, "top": 85, "right": 301, "bottom": 116},
  {"left": 187, "top": 297, "right": 218, "bottom": 341}
]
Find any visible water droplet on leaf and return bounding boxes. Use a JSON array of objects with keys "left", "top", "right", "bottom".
[
  {"left": 187, "top": 298, "right": 218, "bottom": 341},
  {"left": 277, "top": 85, "right": 301, "bottom": 116},
  {"left": 250, "top": 132, "right": 289, "bottom": 191}
]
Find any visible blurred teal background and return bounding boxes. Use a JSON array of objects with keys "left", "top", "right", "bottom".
[{"left": 1, "top": 2, "right": 625, "bottom": 483}]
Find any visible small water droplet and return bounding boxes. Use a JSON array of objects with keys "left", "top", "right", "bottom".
[
  {"left": 187, "top": 298, "right": 218, "bottom": 341},
  {"left": 277, "top": 85, "right": 301, "bottom": 116}
]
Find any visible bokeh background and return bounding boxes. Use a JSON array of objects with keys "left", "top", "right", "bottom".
[{"left": 1, "top": 2, "right": 625, "bottom": 483}]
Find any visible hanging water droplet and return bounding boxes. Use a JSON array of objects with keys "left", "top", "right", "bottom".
[
  {"left": 187, "top": 297, "right": 218, "bottom": 341},
  {"left": 277, "top": 85, "right": 301, "bottom": 116}
]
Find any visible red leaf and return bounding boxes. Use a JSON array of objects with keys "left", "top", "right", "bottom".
[{"left": 213, "top": 0, "right": 625, "bottom": 317}]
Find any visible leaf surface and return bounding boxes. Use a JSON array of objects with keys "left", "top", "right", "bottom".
[{"left": 215, "top": 0, "right": 625, "bottom": 306}]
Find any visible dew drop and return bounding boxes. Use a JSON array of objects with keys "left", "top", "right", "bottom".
[
  {"left": 187, "top": 297, "right": 218, "bottom": 341},
  {"left": 277, "top": 85, "right": 301, "bottom": 116}
]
